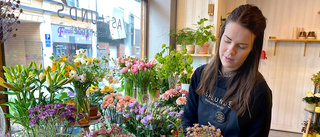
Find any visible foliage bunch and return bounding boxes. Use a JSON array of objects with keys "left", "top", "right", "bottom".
[
  {"left": 154, "top": 44, "right": 193, "bottom": 91},
  {"left": 311, "top": 71, "right": 320, "bottom": 86},
  {"left": 194, "top": 18, "right": 216, "bottom": 45}
]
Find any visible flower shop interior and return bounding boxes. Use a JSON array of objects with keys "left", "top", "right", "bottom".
[{"left": 0, "top": 0, "right": 320, "bottom": 136}]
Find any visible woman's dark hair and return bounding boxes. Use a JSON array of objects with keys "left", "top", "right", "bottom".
[{"left": 196, "top": 4, "right": 267, "bottom": 116}]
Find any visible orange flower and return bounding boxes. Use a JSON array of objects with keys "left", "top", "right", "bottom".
[
  {"left": 51, "top": 62, "right": 57, "bottom": 72},
  {"left": 74, "top": 62, "right": 81, "bottom": 67},
  {"left": 60, "top": 56, "right": 67, "bottom": 62}
]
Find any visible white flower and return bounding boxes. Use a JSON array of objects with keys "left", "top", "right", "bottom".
[
  {"left": 306, "top": 91, "right": 314, "bottom": 97},
  {"left": 76, "top": 49, "right": 85, "bottom": 56},
  {"left": 79, "top": 74, "right": 86, "bottom": 83},
  {"left": 315, "top": 93, "right": 320, "bottom": 98},
  {"left": 69, "top": 70, "right": 77, "bottom": 78},
  {"left": 80, "top": 58, "right": 87, "bottom": 65}
]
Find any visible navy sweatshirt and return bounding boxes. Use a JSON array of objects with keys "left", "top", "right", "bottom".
[{"left": 181, "top": 65, "right": 272, "bottom": 137}]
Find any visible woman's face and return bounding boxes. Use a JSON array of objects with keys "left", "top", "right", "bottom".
[{"left": 219, "top": 22, "right": 255, "bottom": 74}]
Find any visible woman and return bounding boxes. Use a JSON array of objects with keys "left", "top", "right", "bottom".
[{"left": 181, "top": 4, "right": 272, "bottom": 137}]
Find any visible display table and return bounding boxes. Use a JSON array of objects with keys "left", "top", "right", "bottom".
[{"left": 74, "top": 117, "right": 102, "bottom": 134}]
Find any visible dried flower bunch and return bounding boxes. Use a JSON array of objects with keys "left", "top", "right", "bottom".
[
  {"left": 0, "top": 0, "right": 23, "bottom": 43},
  {"left": 186, "top": 122, "right": 223, "bottom": 137}
]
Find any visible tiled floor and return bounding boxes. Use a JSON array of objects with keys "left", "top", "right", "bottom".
[{"left": 269, "top": 130, "right": 302, "bottom": 137}]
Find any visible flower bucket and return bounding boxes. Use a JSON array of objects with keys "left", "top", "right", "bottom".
[
  {"left": 149, "top": 90, "right": 160, "bottom": 102},
  {"left": 181, "top": 83, "right": 190, "bottom": 92},
  {"left": 186, "top": 45, "right": 195, "bottom": 54},
  {"left": 198, "top": 43, "right": 210, "bottom": 54},
  {"left": 305, "top": 103, "right": 316, "bottom": 111},
  {"left": 136, "top": 86, "right": 149, "bottom": 103},
  {"left": 75, "top": 92, "right": 90, "bottom": 125}
]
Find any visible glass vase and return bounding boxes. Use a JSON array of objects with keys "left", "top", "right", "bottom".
[
  {"left": 104, "top": 107, "right": 124, "bottom": 126},
  {"left": 168, "top": 75, "right": 179, "bottom": 90},
  {"left": 124, "top": 78, "right": 134, "bottom": 97},
  {"left": 74, "top": 89, "right": 90, "bottom": 125},
  {"left": 136, "top": 85, "right": 149, "bottom": 103}
]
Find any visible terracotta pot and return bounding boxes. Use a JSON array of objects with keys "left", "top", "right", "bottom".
[
  {"left": 90, "top": 104, "right": 99, "bottom": 117},
  {"left": 176, "top": 45, "right": 183, "bottom": 52},
  {"left": 186, "top": 45, "right": 195, "bottom": 54},
  {"left": 198, "top": 43, "right": 210, "bottom": 54}
]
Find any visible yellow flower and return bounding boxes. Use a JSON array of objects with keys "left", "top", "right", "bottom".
[
  {"left": 60, "top": 56, "right": 67, "bottom": 62},
  {"left": 101, "top": 86, "right": 114, "bottom": 93},
  {"left": 109, "top": 79, "right": 114, "bottom": 84},
  {"left": 88, "top": 57, "right": 93, "bottom": 62},
  {"left": 93, "top": 58, "right": 101, "bottom": 63},
  {"left": 88, "top": 85, "right": 99, "bottom": 93},
  {"left": 64, "top": 99, "right": 75, "bottom": 105},
  {"left": 39, "top": 73, "right": 44, "bottom": 81},
  {"left": 74, "top": 62, "right": 81, "bottom": 67},
  {"left": 51, "top": 62, "right": 57, "bottom": 72},
  {"left": 65, "top": 65, "right": 75, "bottom": 76}
]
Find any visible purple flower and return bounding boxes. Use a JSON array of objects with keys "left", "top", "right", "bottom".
[
  {"left": 48, "top": 109, "right": 57, "bottom": 116},
  {"left": 67, "top": 91, "right": 74, "bottom": 97},
  {"left": 54, "top": 103, "right": 64, "bottom": 110},
  {"left": 139, "top": 106, "right": 146, "bottom": 114},
  {"left": 77, "top": 113, "right": 84, "bottom": 119},
  {"left": 29, "top": 117, "right": 38, "bottom": 127},
  {"left": 176, "top": 110, "right": 184, "bottom": 117},
  {"left": 67, "top": 116, "right": 76, "bottom": 123},
  {"left": 65, "top": 105, "right": 76, "bottom": 112},
  {"left": 136, "top": 115, "right": 142, "bottom": 120},
  {"left": 133, "top": 108, "right": 139, "bottom": 113},
  {"left": 125, "top": 114, "right": 131, "bottom": 118},
  {"left": 61, "top": 111, "right": 72, "bottom": 118},
  {"left": 39, "top": 111, "right": 49, "bottom": 120},
  {"left": 28, "top": 107, "right": 38, "bottom": 114},
  {"left": 154, "top": 102, "right": 160, "bottom": 107},
  {"left": 28, "top": 113, "right": 34, "bottom": 118},
  {"left": 128, "top": 102, "right": 135, "bottom": 108},
  {"left": 35, "top": 105, "right": 44, "bottom": 110},
  {"left": 142, "top": 114, "right": 153, "bottom": 124},
  {"left": 44, "top": 104, "right": 54, "bottom": 111}
]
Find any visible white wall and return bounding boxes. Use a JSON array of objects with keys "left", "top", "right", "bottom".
[{"left": 248, "top": 0, "right": 320, "bottom": 132}]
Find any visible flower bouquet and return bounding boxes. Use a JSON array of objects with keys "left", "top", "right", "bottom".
[
  {"left": 186, "top": 122, "right": 223, "bottom": 137},
  {"left": 113, "top": 56, "right": 136, "bottom": 97},
  {"left": 101, "top": 93, "right": 136, "bottom": 125},
  {"left": 27, "top": 103, "right": 83, "bottom": 137},
  {"left": 159, "top": 88, "right": 188, "bottom": 111},
  {"left": 122, "top": 101, "right": 184, "bottom": 136},
  {"left": 50, "top": 49, "right": 109, "bottom": 125}
]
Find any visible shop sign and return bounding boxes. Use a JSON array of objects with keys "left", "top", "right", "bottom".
[
  {"left": 57, "top": 26, "right": 90, "bottom": 40},
  {"left": 57, "top": 0, "right": 97, "bottom": 24},
  {"left": 45, "top": 34, "right": 51, "bottom": 47}
]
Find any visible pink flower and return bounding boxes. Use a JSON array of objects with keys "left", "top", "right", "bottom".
[
  {"left": 161, "top": 93, "right": 169, "bottom": 100},
  {"left": 179, "top": 89, "right": 188, "bottom": 97},
  {"left": 131, "top": 65, "right": 139, "bottom": 74},
  {"left": 150, "top": 58, "right": 156, "bottom": 64},
  {"left": 123, "top": 96, "right": 131, "bottom": 101},
  {"left": 145, "top": 63, "right": 152, "bottom": 68},
  {"left": 116, "top": 100, "right": 126, "bottom": 111},
  {"left": 79, "top": 74, "right": 86, "bottom": 83},
  {"left": 103, "top": 95, "right": 112, "bottom": 101},
  {"left": 101, "top": 101, "right": 107, "bottom": 109},
  {"left": 120, "top": 67, "right": 128, "bottom": 73},
  {"left": 167, "top": 89, "right": 180, "bottom": 98},
  {"left": 106, "top": 98, "right": 115, "bottom": 107},
  {"left": 125, "top": 61, "right": 131, "bottom": 67},
  {"left": 138, "top": 64, "right": 144, "bottom": 70},
  {"left": 176, "top": 97, "right": 187, "bottom": 105}
]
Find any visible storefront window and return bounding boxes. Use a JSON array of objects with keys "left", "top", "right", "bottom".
[{"left": 4, "top": 0, "right": 142, "bottom": 68}]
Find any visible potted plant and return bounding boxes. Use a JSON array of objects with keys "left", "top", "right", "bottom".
[
  {"left": 303, "top": 91, "right": 318, "bottom": 111},
  {"left": 194, "top": 18, "right": 217, "bottom": 54},
  {"left": 311, "top": 71, "right": 320, "bottom": 93},
  {"left": 170, "top": 28, "right": 196, "bottom": 54},
  {"left": 179, "top": 68, "right": 193, "bottom": 92},
  {"left": 301, "top": 121, "right": 315, "bottom": 137}
]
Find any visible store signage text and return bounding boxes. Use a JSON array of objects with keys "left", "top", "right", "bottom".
[
  {"left": 57, "top": 26, "right": 90, "bottom": 39},
  {"left": 57, "top": 3, "right": 97, "bottom": 24}
]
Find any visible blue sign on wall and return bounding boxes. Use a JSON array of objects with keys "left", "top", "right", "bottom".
[{"left": 45, "top": 34, "right": 51, "bottom": 47}]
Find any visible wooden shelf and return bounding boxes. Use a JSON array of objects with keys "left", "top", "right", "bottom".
[
  {"left": 188, "top": 54, "right": 214, "bottom": 63},
  {"left": 268, "top": 38, "right": 320, "bottom": 56}
]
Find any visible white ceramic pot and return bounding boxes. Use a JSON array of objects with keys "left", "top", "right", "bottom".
[
  {"left": 305, "top": 103, "right": 316, "bottom": 111},
  {"left": 181, "top": 83, "right": 190, "bottom": 92}
]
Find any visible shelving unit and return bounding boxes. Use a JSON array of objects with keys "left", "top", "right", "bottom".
[
  {"left": 304, "top": 109, "right": 319, "bottom": 137},
  {"left": 189, "top": 54, "right": 214, "bottom": 63},
  {"left": 268, "top": 38, "right": 320, "bottom": 56}
]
